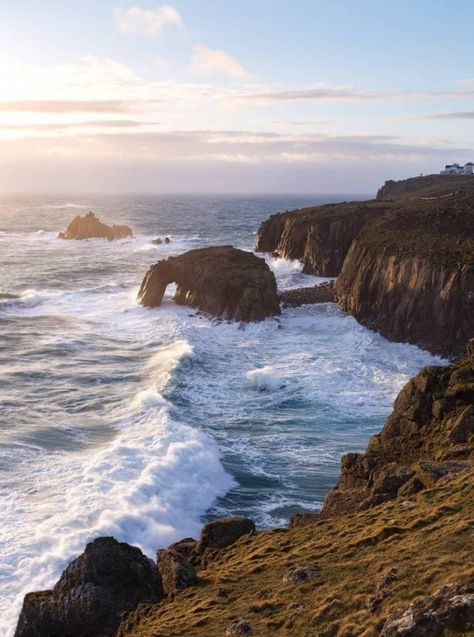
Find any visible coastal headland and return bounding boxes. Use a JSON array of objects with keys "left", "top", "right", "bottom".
[{"left": 15, "top": 176, "right": 474, "bottom": 636}]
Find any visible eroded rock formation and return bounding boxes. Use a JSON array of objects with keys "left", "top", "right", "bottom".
[
  {"left": 58, "top": 211, "right": 132, "bottom": 241},
  {"left": 255, "top": 201, "right": 387, "bottom": 276},
  {"left": 257, "top": 193, "right": 474, "bottom": 357},
  {"left": 279, "top": 281, "right": 335, "bottom": 307},
  {"left": 138, "top": 246, "right": 280, "bottom": 322},
  {"left": 335, "top": 195, "right": 474, "bottom": 358}
]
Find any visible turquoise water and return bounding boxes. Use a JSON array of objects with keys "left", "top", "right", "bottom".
[{"left": 0, "top": 194, "right": 442, "bottom": 635}]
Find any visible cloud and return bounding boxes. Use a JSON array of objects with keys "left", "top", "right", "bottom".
[
  {"left": 1, "top": 129, "right": 472, "bottom": 193},
  {"left": 0, "top": 119, "right": 160, "bottom": 131},
  {"left": 234, "top": 85, "right": 474, "bottom": 103},
  {"left": 192, "top": 43, "right": 249, "bottom": 78},
  {"left": 0, "top": 100, "right": 151, "bottom": 113},
  {"left": 414, "top": 111, "right": 474, "bottom": 120},
  {"left": 114, "top": 5, "right": 182, "bottom": 36}
]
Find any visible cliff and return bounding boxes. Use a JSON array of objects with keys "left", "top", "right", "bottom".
[
  {"left": 376, "top": 174, "right": 474, "bottom": 201},
  {"left": 15, "top": 344, "right": 474, "bottom": 637},
  {"left": 256, "top": 193, "right": 474, "bottom": 357},
  {"left": 255, "top": 201, "right": 388, "bottom": 276},
  {"left": 138, "top": 246, "right": 281, "bottom": 322},
  {"left": 335, "top": 195, "right": 474, "bottom": 358},
  {"left": 58, "top": 211, "right": 133, "bottom": 241},
  {"left": 294, "top": 339, "right": 474, "bottom": 524}
]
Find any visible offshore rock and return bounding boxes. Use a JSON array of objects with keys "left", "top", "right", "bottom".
[
  {"left": 138, "top": 246, "right": 280, "bottom": 322},
  {"left": 279, "top": 281, "right": 335, "bottom": 307},
  {"left": 14, "top": 537, "right": 163, "bottom": 637},
  {"left": 58, "top": 211, "right": 132, "bottom": 241}
]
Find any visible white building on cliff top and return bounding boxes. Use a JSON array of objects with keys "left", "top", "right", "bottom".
[{"left": 441, "top": 162, "right": 474, "bottom": 175}]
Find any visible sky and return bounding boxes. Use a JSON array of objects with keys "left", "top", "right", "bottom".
[{"left": 0, "top": 0, "right": 474, "bottom": 194}]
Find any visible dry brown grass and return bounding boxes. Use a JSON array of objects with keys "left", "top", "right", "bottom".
[{"left": 118, "top": 469, "right": 474, "bottom": 637}]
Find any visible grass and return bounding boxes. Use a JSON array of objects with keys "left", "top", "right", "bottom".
[{"left": 118, "top": 469, "right": 474, "bottom": 637}]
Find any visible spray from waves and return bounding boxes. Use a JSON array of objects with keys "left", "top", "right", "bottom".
[
  {"left": 262, "top": 254, "right": 332, "bottom": 290},
  {"left": 0, "top": 339, "right": 235, "bottom": 635},
  {"left": 246, "top": 365, "right": 288, "bottom": 391},
  {"left": 40, "top": 203, "right": 90, "bottom": 209}
]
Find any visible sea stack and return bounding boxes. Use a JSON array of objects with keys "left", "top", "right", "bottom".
[
  {"left": 58, "top": 211, "right": 133, "bottom": 241},
  {"left": 138, "top": 246, "right": 281, "bottom": 322}
]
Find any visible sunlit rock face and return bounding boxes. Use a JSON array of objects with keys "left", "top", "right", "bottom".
[
  {"left": 58, "top": 211, "right": 133, "bottom": 241},
  {"left": 138, "top": 246, "right": 281, "bottom": 322}
]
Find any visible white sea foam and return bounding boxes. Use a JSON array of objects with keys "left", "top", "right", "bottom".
[
  {"left": 0, "top": 338, "right": 234, "bottom": 635},
  {"left": 246, "top": 365, "right": 287, "bottom": 391},
  {"left": 41, "top": 202, "right": 89, "bottom": 209},
  {"left": 0, "top": 221, "right": 447, "bottom": 636},
  {"left": 263, "top": 254, "right": 332, "bottom": 290}
]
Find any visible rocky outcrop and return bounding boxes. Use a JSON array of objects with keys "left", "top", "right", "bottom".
[
  {"left": 279, "top": 281, "right": 335, "bottom": 307},
  {"left": 335, "top": 194, "right": 474, "bottom": 358},
  {"left": 58, "top": 211, "right": 132, "bottom": 241},
  {"left": 15, "top": 537, "right": 163, "bottom": 637},
  {"left": 156, "top": 549, "right": 197, "bottom": 595},
  {"left": 377, "top": 174, "right": 474, "bottom": 201},
  {"left": 380, "top": 581, "right": 474, "bottom": 636},
  {"left": 197, "top": 516, "right": 256, "bottom": 553},
  {"left": 292, "top": 340, "right": 474, "bottom": 525},
  {"left": 256, "top": 201, "right": 387, "bottom": 276},
  {"left": 138, "top": 246, "right": 280, "bottom": 322}
]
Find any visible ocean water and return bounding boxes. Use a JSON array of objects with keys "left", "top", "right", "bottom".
[{"left": 0, "top": 194, "right": 444, "bottom": 635}]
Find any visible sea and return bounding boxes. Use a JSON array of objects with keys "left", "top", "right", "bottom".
[{"left": 0, "top": 194, "right": 444, "bottom": 635}]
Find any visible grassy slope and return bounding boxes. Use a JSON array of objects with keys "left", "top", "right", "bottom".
[{"left": 119, "top": 469, "right": 474, "bottom": 637}]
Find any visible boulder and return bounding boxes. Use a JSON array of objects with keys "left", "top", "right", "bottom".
[
  {"left": 156, "top": 549, "right": 197, "bottom": 595},
  {"left": 448, "top": 405, "right": 474, "bottom": 443},
  {"left": 225, "top": 618, "right": 253, "bottom": 636},
  {"left": 380, "top": 582, "right": 474, "bottom": 636},
  {"left": 282, "top": 565, "right": 320, "bottom": 583},
  {"left": 138, "top": 246, "right": 280, "bottom": 322},
  {"left": 197, "top": 516, "right": 255, "bottom": 553},
  {"left": 58, "top": 211, "right": 132, "bottom": 241},
  {"left": 414, "top": 460, "right": 471, "bottom": 488},
  {"left": 14, "top": 537, "right": 163, "bottom": 637},
  {"left": 166, "top": 537, "right": 197, "bottom": 560}
]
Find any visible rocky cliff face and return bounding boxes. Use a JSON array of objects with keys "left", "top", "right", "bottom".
[
  {"left": 256, "top": 201, "right": 387, "bottom": 276},
  {"left": 335, "top": 195, "right": 474, "bottom": 358},
  {"left": 293, "top": 339, "right": 474, "bottom": 524},
  {"left": 138, "top": 246, "right": 280, "bottom": 322},
  {"left": 377, "top": 174, "right": 474, "bottom": 201},
  {"left": 58, "top": 211, "right": 132, "bottom": 241}
]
